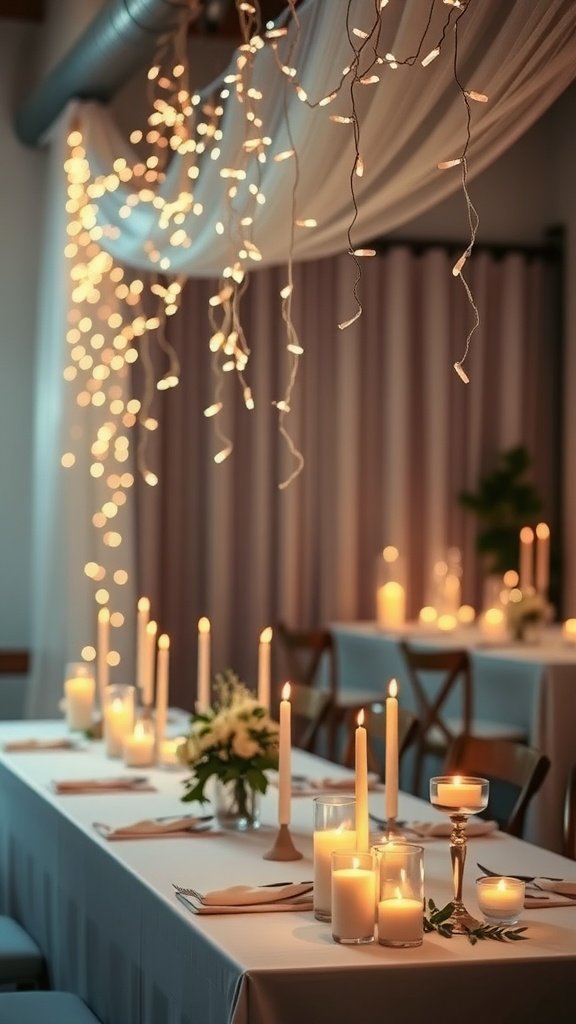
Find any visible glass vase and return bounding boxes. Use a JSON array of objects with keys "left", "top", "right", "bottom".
[{"left": 213, "top": 777, "right": 261, "bottom": 831}]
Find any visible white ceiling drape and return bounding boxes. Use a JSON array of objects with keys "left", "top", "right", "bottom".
[{"left": 77, "top": 0, "right": 576, "bottom": 276}]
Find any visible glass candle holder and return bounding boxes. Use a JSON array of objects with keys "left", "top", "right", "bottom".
[
  {"left": 331, "top": 851, "right": 375, "bottom": 945},
  {"left": 476, "top": 876, "right": 525, "bottom": 925},
  {"left": 103, "top": 684, "right": 135, "bottom": 758},
  {"left": 374, "top": 842, "right": 424, "bottom": 947},
  {"left": 123, "top": 718, "right": 156, "bottom": 767},
  {"left": 63, "top": 662, "right": 96, "bottom": 731},
  {"left": 375, "top": 547, "right": 406, "bottom": 629},
  {"left": 313, "top": 795, "right": 356, "bottom": 922},
  {"left": 157, "top": 735, "right": 186, "bottom": 769},
  {"left": 430, "top": 775, "right": 489, "bottom": 933}
]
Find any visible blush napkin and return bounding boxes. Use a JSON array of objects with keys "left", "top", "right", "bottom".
[
  {"left": 525, "top": 878, "right": 576, "bottom": 909},
  {"left": 175, "top": 882, "right": 313, "bottom": 915},
  {"left": 94, "top": 817, "right": 212, "bottom": 840},
  {"left": 289, "top": 773, "right": 382, "bottom": 796},
  {"left": 4, "top": 738, "right": 79, "bottom": 752},
  {"left": 52, "top": 776, "right": 156, "bottom": 794},
  {"left": 406, "top": 819, "right": 499, "bottom": 839}
]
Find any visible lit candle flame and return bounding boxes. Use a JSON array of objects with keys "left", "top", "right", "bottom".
[
  {"left": 281, "top": 682, "right": 291, "bottom": 701},
  {"left": 357, "top": 708, "right": 365, "bottom": 727},
  {"left": 260, "top": 626, "right": 273, "bottom": 644},
  {"left": 388, "top": 679, "right": 398, "bottom": 699},
  {"left": 198, "top": 616, "right": 210, "bottom": 634}
]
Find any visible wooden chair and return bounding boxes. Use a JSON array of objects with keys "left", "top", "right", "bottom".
[
  {"left": 444, "top": 734, "right": 550, "bottom": 837},
  {"left": 287, "top": 681, "right": 332, "bottom": 753},
  {"left": 274, "top": 623, "right": 379, "bottom": 761},
  {"left": 399, "top": 642, "right": 527, "bottom": 795},
  {"left": 563, "top": 763, "right": 576, "bottom": 859},
  {"left": 343, "top": 702, "right": 419, "bottom": 780}
]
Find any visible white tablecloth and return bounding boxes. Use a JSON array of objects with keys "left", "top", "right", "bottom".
[
  {"left": 331, "top": 622, "right": 576, "bottom": 852},
  {"left": 0, "top": 721, "right": 575, "bottom": 1024}
]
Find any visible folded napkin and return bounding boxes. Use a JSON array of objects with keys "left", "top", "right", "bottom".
[
  {"left": 175, "top": 882, "right": 313, "bottom": 915},
  {"left": 524, "top": 878, "right": 576, "bottom": 909},
  {"left": 406, "top": 819, "right": 499, "bottom": 839},
  {"left": 94, "top": 817, "right": 213, "bottom": 840},
  {"left": 4, "top": 738, "right": 79, "bottom": 752},
  {"left": 289, "top": 773, "right": 382, "bottom": 796},
  {"left": 52, "top": 776, "right": 156, "bottom": 794}
]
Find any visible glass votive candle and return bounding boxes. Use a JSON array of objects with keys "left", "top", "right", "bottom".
[
  {"left": 376, "top": 842, "right": 424, "bottom": 948},
  {"left": 103, "top": 684, "right": 135, "bottom": 758},
  {"left": 430, "top": 775, "right": 489, "bottom": 815},
  {"left": 476, "top": 876, "right": 525, "bottom": 924},
  {"left": 331, "top": 851, "right": 375, "bottom": 944},
  {"left": 63, "top": 662, "right": 96, "bottom": 731},
  {"left": 313, "top": 795, "right": 356, "bottom": 922},
  {"left": 123, "top": 718, "right": 155, "bottom": 767},
  {"left": 158, "top": 735, "right": 186, "bottom": 769}
]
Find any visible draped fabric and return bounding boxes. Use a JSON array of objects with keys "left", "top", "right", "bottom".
[
  {"left": 27, "top": 0, "right": 574, "bottom": 715},
  {"left": 138, "top": 245, "right": 560, "bottom": 710},
  {"left": 78, "top": 0, "right": 576, "bottom": 274}
]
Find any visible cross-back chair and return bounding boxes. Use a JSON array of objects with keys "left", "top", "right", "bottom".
[
  {"left": 287, "top": 681, "right": 332, "bottom": 754},
  {"left": 274, "top": 622, "right": 379, "bottom": 761},
  {"left": 563, "top": 763, "right": 576, "bottom": 859},
  {"left": 444, "top": 734, "right": 550, "bottom": 837},
  {"left": 399, "top": 641, "right": 526, "bottom": 795}
]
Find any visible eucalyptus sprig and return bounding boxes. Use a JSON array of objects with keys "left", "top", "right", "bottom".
[{"left": 424, "top": 899, "right": 528, "bottom": 946}]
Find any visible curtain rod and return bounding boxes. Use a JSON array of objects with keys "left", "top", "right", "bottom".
[{"left": 14, "top": 0, "right": 199, "bottom": 147}]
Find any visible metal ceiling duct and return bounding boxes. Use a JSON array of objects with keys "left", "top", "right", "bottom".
[{"left": 14, "top": 0, "right": 200, "bottom": 147}]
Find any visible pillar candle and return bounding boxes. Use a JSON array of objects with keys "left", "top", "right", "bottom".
[
  {"left": 278, "top": 682, "right": 291, "bottom": 826},
  {"left": 136, "top": 597, "right": 150, "bottom": 696},
  {"left": 197, "top": 617, "right": 211, "bottom": 712},
  {"left": 258, "top": 626, "right": 273, "bottom": 710},
  {"left": 562, "top": 618, "right": 576, "bottom": 645},
  {"left": 143, "top": 621, "right": 157, "bottom": 707},
  {"left": 123, "top": 720, "right": 155, "bottom": 767},
  {"left": 97, "top": 608, "right": 110, "bottom": 707},
  {"left": 385, "top": 679, "right": 399, "bottom": 820},
  {"left": 376, "top": 581, "right": 406, "bottom": 629},
  {"left": 355, "top": 710, "right": 369, "bottom": 852},
  {"left": 378, "top": 895, "right": 423, "bottom": 945},
  {"left": 64, "top": 673, "right": 95, "bottom": 731},
  {"left": 519, "top": 526, "right": 534, "bottom": 591},
  {"left": 313, "top": 828, "right": 357, "bottom": 919},
  {"left": 155, "top": 633, "right": 170, "bottom": 749},
  {"left": 332, "top": 862, "right": 375, "bottom": 941},
  {"left": 435, "top": 776, "right": 483, "bottom": 810},
  {"left": 535, "top": 522, "right": 550, "bottom": 596},
  {"left": 479, "top": 607, "right": 507, "bottom": 642},
  {"left": 104, "top": 697, "right": 133, "bottom": 757}
]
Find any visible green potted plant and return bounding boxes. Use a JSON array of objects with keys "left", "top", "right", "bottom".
[{"left": 458, "top": 445, "right": 542, "bottom": 576}]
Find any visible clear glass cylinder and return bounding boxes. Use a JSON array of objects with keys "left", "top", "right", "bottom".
[
  {"left": 313, "top": 795, "right": 356, "bottom": 921},
  {"left": 103, "top": 684, "right": 135, "bottom": 758},
  {"left": 476, "top": 876, "right": 525, "bottom": 925},
  {"left": 331, "top": 850, "right": 375, "bottom": 944},
  {"left": 375, "top": 547, "right": 406, "bottom": 629},
  {"left": 213, "top": 777, "right": 261, "bottom": 832},
  {"left": 375, "top": 842, "right": 424, "bottom": 947},
  {"left": 63, "top": 662, "right": 96, "bottom": 731},
  {"left": 123, "top": 717, "right": 156, "bottom": 767}
]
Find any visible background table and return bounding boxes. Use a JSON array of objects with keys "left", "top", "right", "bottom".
[
  {"left": 0, "top": 721, "right": 575, "bottom": 1024},
  {"left": 331, "top": 622, "right": 576, "bottom": 852}
]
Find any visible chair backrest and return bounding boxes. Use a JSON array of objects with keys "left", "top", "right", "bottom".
[
  {"left": 0, "top": 651, "right": 29, "bottom": 675},
  {"left": 444, "top": 734, "right": 551, "bottom": 837},
  {"left": 563, "top": 764, "right": 576, "bottom": 859},
  {"left": 399, "top": 642, "right": 472, "bottom": 749},
  {"left": 274, "top": 622, "right": 336, "bottom": 697},
  {"left": 287, "top": 681, "right": 332, "bottom": 753},
  {"left": 344, "top": 702, "right": 419, "bottom": 780}
]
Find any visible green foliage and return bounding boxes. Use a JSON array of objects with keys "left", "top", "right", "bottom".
[
  {"left": 458, "top": 446, "right": 542, "bottom": 574},
  {"left": 424, "top": 899, "right": 528, "bottom": 945}
]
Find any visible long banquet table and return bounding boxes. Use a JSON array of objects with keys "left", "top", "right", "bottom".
[
  {"left": 330, "top": 621, "right": 576, "bottom": 853},
  {"left": 0, "top": 720, "right": 575, "bottom": 1024}
]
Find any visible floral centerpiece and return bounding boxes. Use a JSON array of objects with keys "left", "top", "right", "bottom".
[
  {"left": 179, "top": 670, "right": 279, "bottom": 830},
  {"left": 506, "top": 589, "right": 552, "bottom": 642}
]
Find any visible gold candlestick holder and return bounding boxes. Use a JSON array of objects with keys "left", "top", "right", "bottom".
[
  {"left": 430, "top": 775, "right": 490, "bottom": 933},
  {"left": 263, "top": 824, "right": 303, "bottom": 861}
]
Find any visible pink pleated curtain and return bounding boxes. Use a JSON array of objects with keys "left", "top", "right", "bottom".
[{"left": 137, "top": 243, "right": 560, "bottom": 709}]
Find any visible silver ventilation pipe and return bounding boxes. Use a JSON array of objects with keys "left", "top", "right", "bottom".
[{"left": 14, "top": 0, "right": 200, "bottom": 147}]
